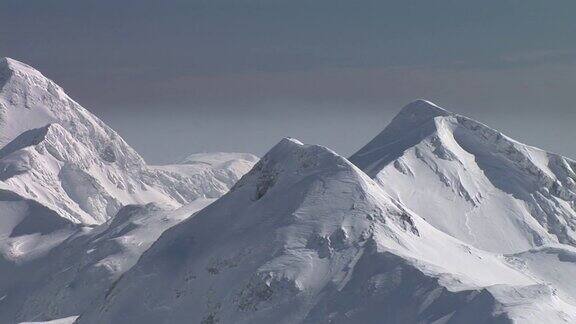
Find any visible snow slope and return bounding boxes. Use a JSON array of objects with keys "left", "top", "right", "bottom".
[
  {"left": 0, "top": 199, "right": 214, "bottom": 323},
  {"left": 0, "top": 57, "right": 257, "bottom": 225},
  {"left": 351, "top": 100, "right": 576, "bottom": 253},
  {"left": 0, "top": 187, "right": 77, "bottom": 267},
  {"left": 78, "top": 138, "right": 576, "bottom": 323}
]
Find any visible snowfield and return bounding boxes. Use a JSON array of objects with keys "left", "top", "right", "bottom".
[{"left": 1, "top": 57, "right": 576, "bottom": 323}]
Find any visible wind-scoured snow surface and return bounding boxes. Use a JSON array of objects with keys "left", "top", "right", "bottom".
[{"left": 2, "top": 58, "right": 576, "bottom": 323}]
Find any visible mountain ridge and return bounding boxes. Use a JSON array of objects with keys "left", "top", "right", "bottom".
[
  {"left": 78, "top": 136, "right": 576, "bottom": 323},
  {"left": 0, "top": 57, "right": 258, "bottom": 225},
  {"left": 351, "top": 100, "right": 576, "bottom": 253}
]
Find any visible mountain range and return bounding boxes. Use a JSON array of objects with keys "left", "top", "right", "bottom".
[{"left": 1, "top": 58, "right": 575, "bottom": 324}]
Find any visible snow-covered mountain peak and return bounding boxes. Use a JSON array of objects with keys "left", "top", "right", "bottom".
[
  {"left": 395, "top": 99, "right": 451, "bottom": 123},
  {"left": 277, "top": 136, "right": 304, "bottom": 146},
  {"left": 0, "top": 57, "right": 73, "bottom": 122},
  {"left": 259, "top": 137, "right": 340, "bottom": 166},
  {"left": 351, "top": 100, "right": 576, "bottom": 253},
  {"left": 350, "top": 100, "right": 458, "bottom": 174},
  {"left": 253, "top": 137, "right": 306, "bottom": 160},
  {"left": 232, "top": 137, "right": 368, "bottom": 203},
  {"left": 258, "top": 137, "right": 307, "bottom": 163},
  {"left": 367, "top": 99, "right": 449, "bottom": 142},
  {"left": 1, "top": 57, "right": 46, "bottom": 82},
  {"left": 239, "top": 137, "right": 321, "bottom": 177},
  {"left": 0, "top": 58, "right": 258, "bottom": 225},
  {"left": 0, "top": 58, "right": 145, "bottom": 169}
]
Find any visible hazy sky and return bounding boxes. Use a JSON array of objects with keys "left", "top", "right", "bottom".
[{"left": 1, "top": 0, "right": 575, "bottom": 163}]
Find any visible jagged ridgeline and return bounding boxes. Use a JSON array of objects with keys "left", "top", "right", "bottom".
[{"left": 0, "top": 57, "right": 257, "bottom": 224}]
